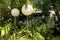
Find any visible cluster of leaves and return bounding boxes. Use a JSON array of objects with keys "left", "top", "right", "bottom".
[{"left": 0, "top": 23, "right": 12, "bottom": 36}]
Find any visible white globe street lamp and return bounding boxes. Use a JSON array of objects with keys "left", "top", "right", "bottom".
[
  {"left": 21, "top": 4, "right": 33, "bottom": 30},
  {"left": 11, "top": 8, "right": 20, "bottom": 26}
]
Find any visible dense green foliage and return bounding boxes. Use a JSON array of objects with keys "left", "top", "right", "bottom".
[{"left": 0, "top": 0, "right": 60, "bottom": 40}]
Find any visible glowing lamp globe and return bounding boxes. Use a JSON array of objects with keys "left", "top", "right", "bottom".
[
  {"left": 11, "top": 8, "right": 20, "bottom": 17},
  {"left": 21, "top": 4, "right": 33, "bottom": 16}
]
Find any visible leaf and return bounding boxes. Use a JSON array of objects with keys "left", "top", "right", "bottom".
[
  {"left": 1, "top": 23, "right": 12, "bottom": 36},
  {"left": 1, "top": 28, "right": 5, "bottom": 36},
  {"left": 35, "top": 32, "right": 45, "bottom": 40}
]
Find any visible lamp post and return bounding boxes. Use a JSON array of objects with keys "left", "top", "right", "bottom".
[
  {"left": 21, "top": 4, "right": 33, "bottom": 30},
  {"left": 11, "top": 8, "right": 20, "bottom": 40},
  {"left": 11, "top": 8, "right": 20, "bottom": 26}
]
